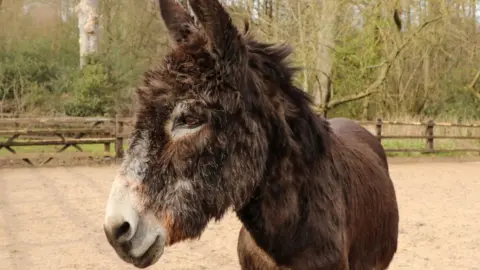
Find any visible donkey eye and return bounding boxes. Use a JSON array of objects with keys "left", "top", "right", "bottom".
[
  {"left": 173, "top": 114, "right": 203, "bottom": 130},
  {"left": 184, "top": 116, "right": 200, "bottom": 126}
]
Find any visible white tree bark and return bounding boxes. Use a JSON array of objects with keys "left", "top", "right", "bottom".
[
  {"left": 61, "top": 0, "right": 74, "bottom": 22},
  {"left": 75, "top": 0, "right": 99, "bottom": 69},
  {"left": 315, "top": 0, "right": 342, "bottom": 111}
]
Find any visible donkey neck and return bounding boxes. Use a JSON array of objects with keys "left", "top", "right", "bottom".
[{"left": 236, "top": 110, "right": 335, "bottom": 267}]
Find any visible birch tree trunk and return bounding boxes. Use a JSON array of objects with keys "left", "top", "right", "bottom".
[
  {"left": 75, "top": 0, "right": 99, "bottom": 69},
  {"left": 315, "top": 0, "right": 342, "bottom": 114},
  {"left": 61, "top": 0, "right": 73, "bottom": 22}
]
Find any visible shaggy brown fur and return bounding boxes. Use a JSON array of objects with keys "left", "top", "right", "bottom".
[
  {"left": 237, "top": 117, "right": 398, "bottom": 270},
  {"left": 125, "top": 0, "right": 399, "bottom": 269}
]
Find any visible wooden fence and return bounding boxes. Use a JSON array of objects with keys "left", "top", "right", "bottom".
[
  {"left": 0, "top": 116, "right": 479, "bottom": 166},
  {"left": 0, "top": 115, "right": 133, "bottom": 166},
  {"left": 358, "top": 119, "right": 480, "bottom": 153}
]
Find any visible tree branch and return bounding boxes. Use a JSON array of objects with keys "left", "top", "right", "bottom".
[
  {"left": 324, "top": 16, "right": 442, "bottom": 111},
  {"left": 467, "top": 69, "right": 480, "bottom": 99},
  {"left": 325, "top": 89, "right": 379, "bottom": 109}
]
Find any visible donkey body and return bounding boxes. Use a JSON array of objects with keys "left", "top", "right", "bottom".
[
  {"left": 237, "top": 117, "right": 398, "bottom": 270},
  {"left": 103, "top": 0, "right": 399, "bottom": 269}
]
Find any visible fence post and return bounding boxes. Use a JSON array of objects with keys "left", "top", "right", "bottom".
[
  {"left": 375, "top": 118, "right": 383, "bottom": 142},
  {"left": 115, "top": 114, "right": 124, "bottom": 160},
  {"left": 426, "top": 119, "right": 435, "bottom": 152},
  {"left": 104, "top": 143, "right": 111, "bottom": 155}
]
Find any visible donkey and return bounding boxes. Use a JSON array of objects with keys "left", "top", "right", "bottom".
[{"left": 103, "top": 0, "right": 399, "bottom": 269}]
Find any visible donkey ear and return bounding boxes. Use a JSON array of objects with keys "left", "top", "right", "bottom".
[
  {"left": 188, "top": 0, "right": 245, "bottom": 61},
  {"left": 158, "top": 0, "right": 197, "bottom": 45}
]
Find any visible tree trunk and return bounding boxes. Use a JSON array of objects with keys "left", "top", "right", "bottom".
[
  {"left": 315, "top": 0, "right": 342, "bottom": 113},
  {"left": 61, "top": 0, "right": 73, "bottom": 22},
  {"left": 75, "top": 0, "right": 100, "bottom": 69},
  {"left": 297, "top": 1, "right": 309, "bottom": 93}
]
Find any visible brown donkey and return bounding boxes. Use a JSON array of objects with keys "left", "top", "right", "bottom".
[{"left": 103, "top": 0, "right": 399, "bottom": 269}]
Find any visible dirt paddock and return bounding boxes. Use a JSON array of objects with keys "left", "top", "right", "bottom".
[{"left": 1, "top": 159, "right": 479, "bottom": 270}]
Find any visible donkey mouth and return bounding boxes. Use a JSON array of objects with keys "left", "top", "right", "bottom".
[{"left": 131, "top": 236, "right": 164, "bottom": 269}]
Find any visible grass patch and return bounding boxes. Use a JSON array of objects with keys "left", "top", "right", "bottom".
[
  {"left": 382, "top": 139, "right": 480, "bottom": 157},
  {"left": 1, "top": 137, "right": 478, "bottom": 159},
  {"left": 0, "top": 136, "right": 129, "bottom": 157}
]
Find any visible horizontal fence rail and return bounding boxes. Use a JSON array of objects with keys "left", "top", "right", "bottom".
[
  {"left": 0, "top": 116, "right": 479, "bottom": 166},
  {"left": 357, "top": 119, "right": 480, "bottom": 153},
  {"left": 0, "top": 115, "right": 133, "bottom": 166}
]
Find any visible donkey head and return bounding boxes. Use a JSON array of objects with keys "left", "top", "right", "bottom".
[{"left": 103, "top": 0, "right": 318, "bottom": 268}]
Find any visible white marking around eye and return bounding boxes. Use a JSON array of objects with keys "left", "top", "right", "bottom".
[
  {"left": 170, "top": 126, "right": 203, "bottom": 140},
  {"left": 165, "top": 101, "right": 204, "bottom": 141}
]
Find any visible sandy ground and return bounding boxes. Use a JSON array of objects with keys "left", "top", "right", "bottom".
[{"left": 0, "top": 160, "right": 479, "bottom": 270}]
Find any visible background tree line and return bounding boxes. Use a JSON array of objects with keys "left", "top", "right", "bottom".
[{"left": 0, "top": 0, "right": 479, "bottom": 121}]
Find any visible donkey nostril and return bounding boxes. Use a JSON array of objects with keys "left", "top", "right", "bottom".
[{"left": 115, "top": 221, "right": 131, "bottom": 240}]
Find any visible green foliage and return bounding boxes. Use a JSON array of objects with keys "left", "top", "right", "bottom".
[
  {"left": 63, "top": 56, "right": 117, "bottom": 116},
  {"left": 0, "top": 38, "right": 67, "bottom": 113},
  {"left": 0, "top": 37, "right": 135, "bottom": 116},
  {"left": 0, "top": 0, "right": 165, "bottom": 116},
  {"left": 0, "top": 0, "right": 478, "bottom": 121},
  {"left": 0, "top": 39, "right": 59, "bottom": 99}
]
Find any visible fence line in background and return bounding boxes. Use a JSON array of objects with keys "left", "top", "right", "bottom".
[
  {"left": 0, "top": 115, "right": 132, "bottom": 166},
  {"left": 359, "top": 119, "right": 480, "bottom": 153},
  {"left": 0, "top": 116, "right": 479, "bottom": 166}
]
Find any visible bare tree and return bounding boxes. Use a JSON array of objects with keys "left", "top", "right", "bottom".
[
  {"left": 61, "top": 0, "right": 74, "bottom": 22},
  {"left": 467, "top": 69, "right": 480, "bottom": 99},
  {"left": 314, "top": 0, "right": 343, "bottom": 111},
  {"left": 321, "top": 12, "right": 442, "bottom": 116},
  {"left": 75, "top": 0, "right": 99, "bottom": 68}
]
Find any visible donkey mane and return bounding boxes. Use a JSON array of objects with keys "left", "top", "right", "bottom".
[{"left": 245, "top": 36, "right": 331, "bottom": 159}]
